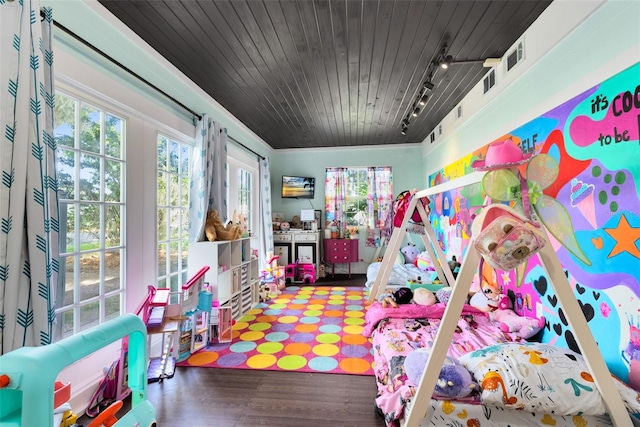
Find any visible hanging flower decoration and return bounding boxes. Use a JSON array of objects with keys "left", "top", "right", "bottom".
[{"left": 481, "top": 153, "right": 591, "bottom": 266}]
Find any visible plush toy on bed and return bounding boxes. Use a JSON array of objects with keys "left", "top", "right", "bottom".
[
  {"left": 469, "top": 281, "right": 544, "bottom": 339},
  {"left": 400, "top": 243, "right": 419, "bottom": 265},
  {"left": 378, "top": 287, "right": 398, "bottom": 308},
  {"left": 491, "top": 295, "right": 545, "bottom": 339},
  {"left": 412, "top": 287, "right": 436, "bottom": 306},
  {"left": 405, "top": 348, "right": 478, "bottom": 399}
]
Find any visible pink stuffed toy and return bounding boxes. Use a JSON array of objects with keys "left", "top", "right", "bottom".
[{"left": 490, "top": 295, "right": 545, "bottom": 339}]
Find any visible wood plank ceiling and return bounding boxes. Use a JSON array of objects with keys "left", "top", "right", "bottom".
[{"left": 97, "top": 0, "right": 552, "bottom": 149}]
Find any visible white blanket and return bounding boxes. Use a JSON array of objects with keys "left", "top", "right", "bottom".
[{"left": 365, "top": 262, "right": 434, "bottom": 288}]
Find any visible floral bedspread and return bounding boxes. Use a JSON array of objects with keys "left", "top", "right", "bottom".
[{"left": 368, "top": 302, "right": 521, "bottom": 426}]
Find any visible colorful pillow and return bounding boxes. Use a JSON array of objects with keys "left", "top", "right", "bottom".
[{"left": 458, "top": 342, "right": 640, "bottom": 416}]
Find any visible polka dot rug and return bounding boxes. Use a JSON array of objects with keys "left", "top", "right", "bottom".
[{"left": 177, "top": 285, "right": 374, "bottom": 375}]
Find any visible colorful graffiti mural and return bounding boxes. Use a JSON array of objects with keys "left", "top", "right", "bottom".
[{"left": 427, "top": 62, "right": 640, "bottom": 386}]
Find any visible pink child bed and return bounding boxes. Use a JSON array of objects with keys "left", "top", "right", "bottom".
[{"left": 364, "top": 302, "right": 639, "bottom": 427}]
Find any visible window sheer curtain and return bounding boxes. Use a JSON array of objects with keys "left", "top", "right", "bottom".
[
  {"left": 0, "top": 3, "right": 59, "bottom": 353},
  {"left": 325, "top": 167, "right": 392, "bottom": 247},
  {"left": 259, "top": 157, "right": 274, "bottom": 267},
  {"left": 189, "top": 114, "right": 228, "bottom": 243}
]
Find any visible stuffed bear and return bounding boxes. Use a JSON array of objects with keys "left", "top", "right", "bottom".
[
  {"left": 205, "top": 210, "right": 242, "bottom": 241},
  {"left": 404, "top": 348, "right": 477, "bottom": 399}
]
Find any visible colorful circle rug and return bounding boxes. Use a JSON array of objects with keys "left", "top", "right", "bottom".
[{"left": 177, "top": 285, "right": 374, "bottom": 375}]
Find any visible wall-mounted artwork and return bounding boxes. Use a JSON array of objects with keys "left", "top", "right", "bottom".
[{"left": 428, "top": 62, "right": 640, "bottom": 387}]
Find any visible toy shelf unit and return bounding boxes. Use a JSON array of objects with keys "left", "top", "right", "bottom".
[
  {"left": 0, "top": 314, "right": 156, "bottom": 427},
  {"left": 187, "top": 237, "right": 260, "bottom": 322}
]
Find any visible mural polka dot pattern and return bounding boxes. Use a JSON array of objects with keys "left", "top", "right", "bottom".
[{"left": 179, "top": 286, "right": 374, "bottom": 375}]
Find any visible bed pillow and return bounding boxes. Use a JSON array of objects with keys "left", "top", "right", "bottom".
[{"left": 458, "top": 342, "right": 640, "bottom": 416}]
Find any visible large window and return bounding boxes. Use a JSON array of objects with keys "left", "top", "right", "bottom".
[
  {"left": 54, "top": 93, "right": 125, "bottom": 338},
  {"left": 157, "top": 135, "right": 191, "bottom": 293},
  {"left": 325, "top": 167, "right": 393, "bottom": 246},
  {"left": 228, "top": 151, "right": 258, "bottom": 236}
]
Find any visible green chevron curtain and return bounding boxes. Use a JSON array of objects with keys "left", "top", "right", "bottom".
[{"left": 0, "top": 2, "right": 59, "bottom": 354}]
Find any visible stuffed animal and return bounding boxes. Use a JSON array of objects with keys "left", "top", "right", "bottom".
[
  {"left": 415, "top": 251, "right": 434, "bottom": 272},
  {"left": 258, "top": 283, "right": 270, "bottom": 302},
  {"left": 490, "top": 297, "right": 545, "bottom": 339},
  {"left": 378, "top": 287, "right": 398, "bottom": 308},
  {"left": 393, "top": 287, "right": 413, "bottom": 305},
  {"left": 205, "top": 210, "right": 242, "bottom": 241},
  {"left": 404, "top": 348, "right": 477, "bottom": 399},
  {"left": 468, "top": 278, "right": 503, "bottom": 313},
  {"left": 412, "top": 287, "right": 436, "bottom": 306},
  {"left": 400, "top": 243, "right": 419, "bottom": 265}
]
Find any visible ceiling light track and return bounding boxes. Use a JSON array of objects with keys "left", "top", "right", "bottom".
[{"left": 400, "top": 42, "right": 501, "bottom": 135}]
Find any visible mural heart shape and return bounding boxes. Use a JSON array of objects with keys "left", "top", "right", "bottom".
[
  {"left": 592, "top": 236, "right": 604, "bottom": 249},
  {"left": 579, "top": 300, "right": 595, "bottom": 322},
  {"left": 534, "top": 276, "right": 548, "bottom": 296}
]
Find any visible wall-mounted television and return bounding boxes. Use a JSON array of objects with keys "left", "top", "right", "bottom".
[{"left": 282, "top": 175, "right": 315, "bottom": 199}]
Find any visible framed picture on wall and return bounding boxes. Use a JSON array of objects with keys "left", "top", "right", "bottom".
[{"left": 314, "top": 210, "right": 322, "bottom": 229}]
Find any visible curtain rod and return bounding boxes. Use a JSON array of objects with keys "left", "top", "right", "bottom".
[
  {"left": 47, "top": 15, "right": 202, "bottom": 122},
  {"left": 229, "top": 135, "right": 265, "bottom": 160}
]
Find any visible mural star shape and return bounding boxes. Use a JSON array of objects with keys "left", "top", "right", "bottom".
[{"left": 603, "top": 213, "right": 640, "bottom": 259}]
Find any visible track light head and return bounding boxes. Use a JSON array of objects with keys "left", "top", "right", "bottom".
[
  {"left": 418, "top": 95, "right": 428, "bottom": 106},
  {"left": 423, "top": 81, "right": 434, "bottom": 91},
  {"left": 440, "top": 55, "right": 453, "bottom": 69},
  {"left": 412, "top": 108, "right": 420, "bottom": 117},
  {"left": 400, "top": 126, "right": 407, "bottom": 135},
  {"left": 402, "top": 118, "right": 410, "bottom": 127}
]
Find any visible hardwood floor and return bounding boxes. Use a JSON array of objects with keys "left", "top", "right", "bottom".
[{"left": 81, "top": 274, "right": 387, "bottom": 426}]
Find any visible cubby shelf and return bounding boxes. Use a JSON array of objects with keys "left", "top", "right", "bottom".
[{"left": 187, "top": 237, "right": 259, "bottom": 321}]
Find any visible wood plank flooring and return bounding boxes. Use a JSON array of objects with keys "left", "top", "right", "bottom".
[{"left": 80, "top": 275, "right": 387, "bottom": 426}]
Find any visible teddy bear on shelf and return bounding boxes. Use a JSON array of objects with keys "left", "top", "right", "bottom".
[{"left": 205, "top": 210, "right": 242, "bottom": 241}]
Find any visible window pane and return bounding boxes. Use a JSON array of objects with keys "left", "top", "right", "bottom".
[
  {"left": 158, "top": 171, "right": 167, "bottom": 206},
  {"left": 105, "top": 204, "right": 122, "bottom": 247},
  {"left": 169, "top": 174, "right": 179, "bottom": 206},
  {"left": 158, "top": 207, "right": 168, "bottom": 241},
  {"left": 170, "top": 241, "right": 179, "bottom": 274},
  {"left": 158, "top": 242, "right": 168, "bottom": 278},
  {"left": 79, "top": 300, "right": 100, "bottom": 332},
  {"left": 79, "top": 203, "right": 101, "bottom": 249},
  {"left": 180, "top": 176, "right": 189, "bottom": 206},
  {"left": 54, "top": 94, "right": 76, "bottom": 148},
  {"left": 80, "top": 104, "right": 101, "bottom": 153},
  {"left": 157, "top": 136, "right": 168, "bottom": 170},
  {"left": 79, "top": 153, "right": 101, "bottom": 201},
  {"left": 105, "top": 159, "right": 122, "bottom": 202},
  {"left": 61, "top": 203, "right": 75, "bottom": 253},
  {"left": 105, "top": 114, "right": 123, "bottom": 158},
  {"left": 180, "top": 144, "right": 189, "bottom": 174},
  {"left": 105, "top": 249, "right": 121, "bottom": 293},
  {"left": 61, "top": 256, "right": 75, "bottom": 306},
  {"left": 57, "top": 149, "right": 76, "bottom": 199},
  {"left": 58, "top": 309, "right": 74, "bottom": 339},
  {"left": 105, "top": 294, "right": 121, "bottom": 323},
  {"left": 169, "top": 140, "right": 179, "bottom": 173},
  {"left": 79, "top": 252, "right": 100, "bottom": 301},
  {"left": 170, "top": 208, "right": 180, "bottom": 240}
]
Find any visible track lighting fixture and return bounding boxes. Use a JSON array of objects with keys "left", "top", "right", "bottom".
[
  {"left": 423, "top": 80, "right": 435, "bottom": 91},
  {"left": 401, "top": 126, "right": 407, "bottom": 135},
  {"left": 402, "top": 118, "right": 410, "bottom": 127},
  {"left": 418, "top": 95, "right": 428, "bottom": 106},
  {"left": 440, "top": 55, "right": 453, "bottom": 69},
  {"left": 412, "top": 108, "right": 420, "bottom": 117}
]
